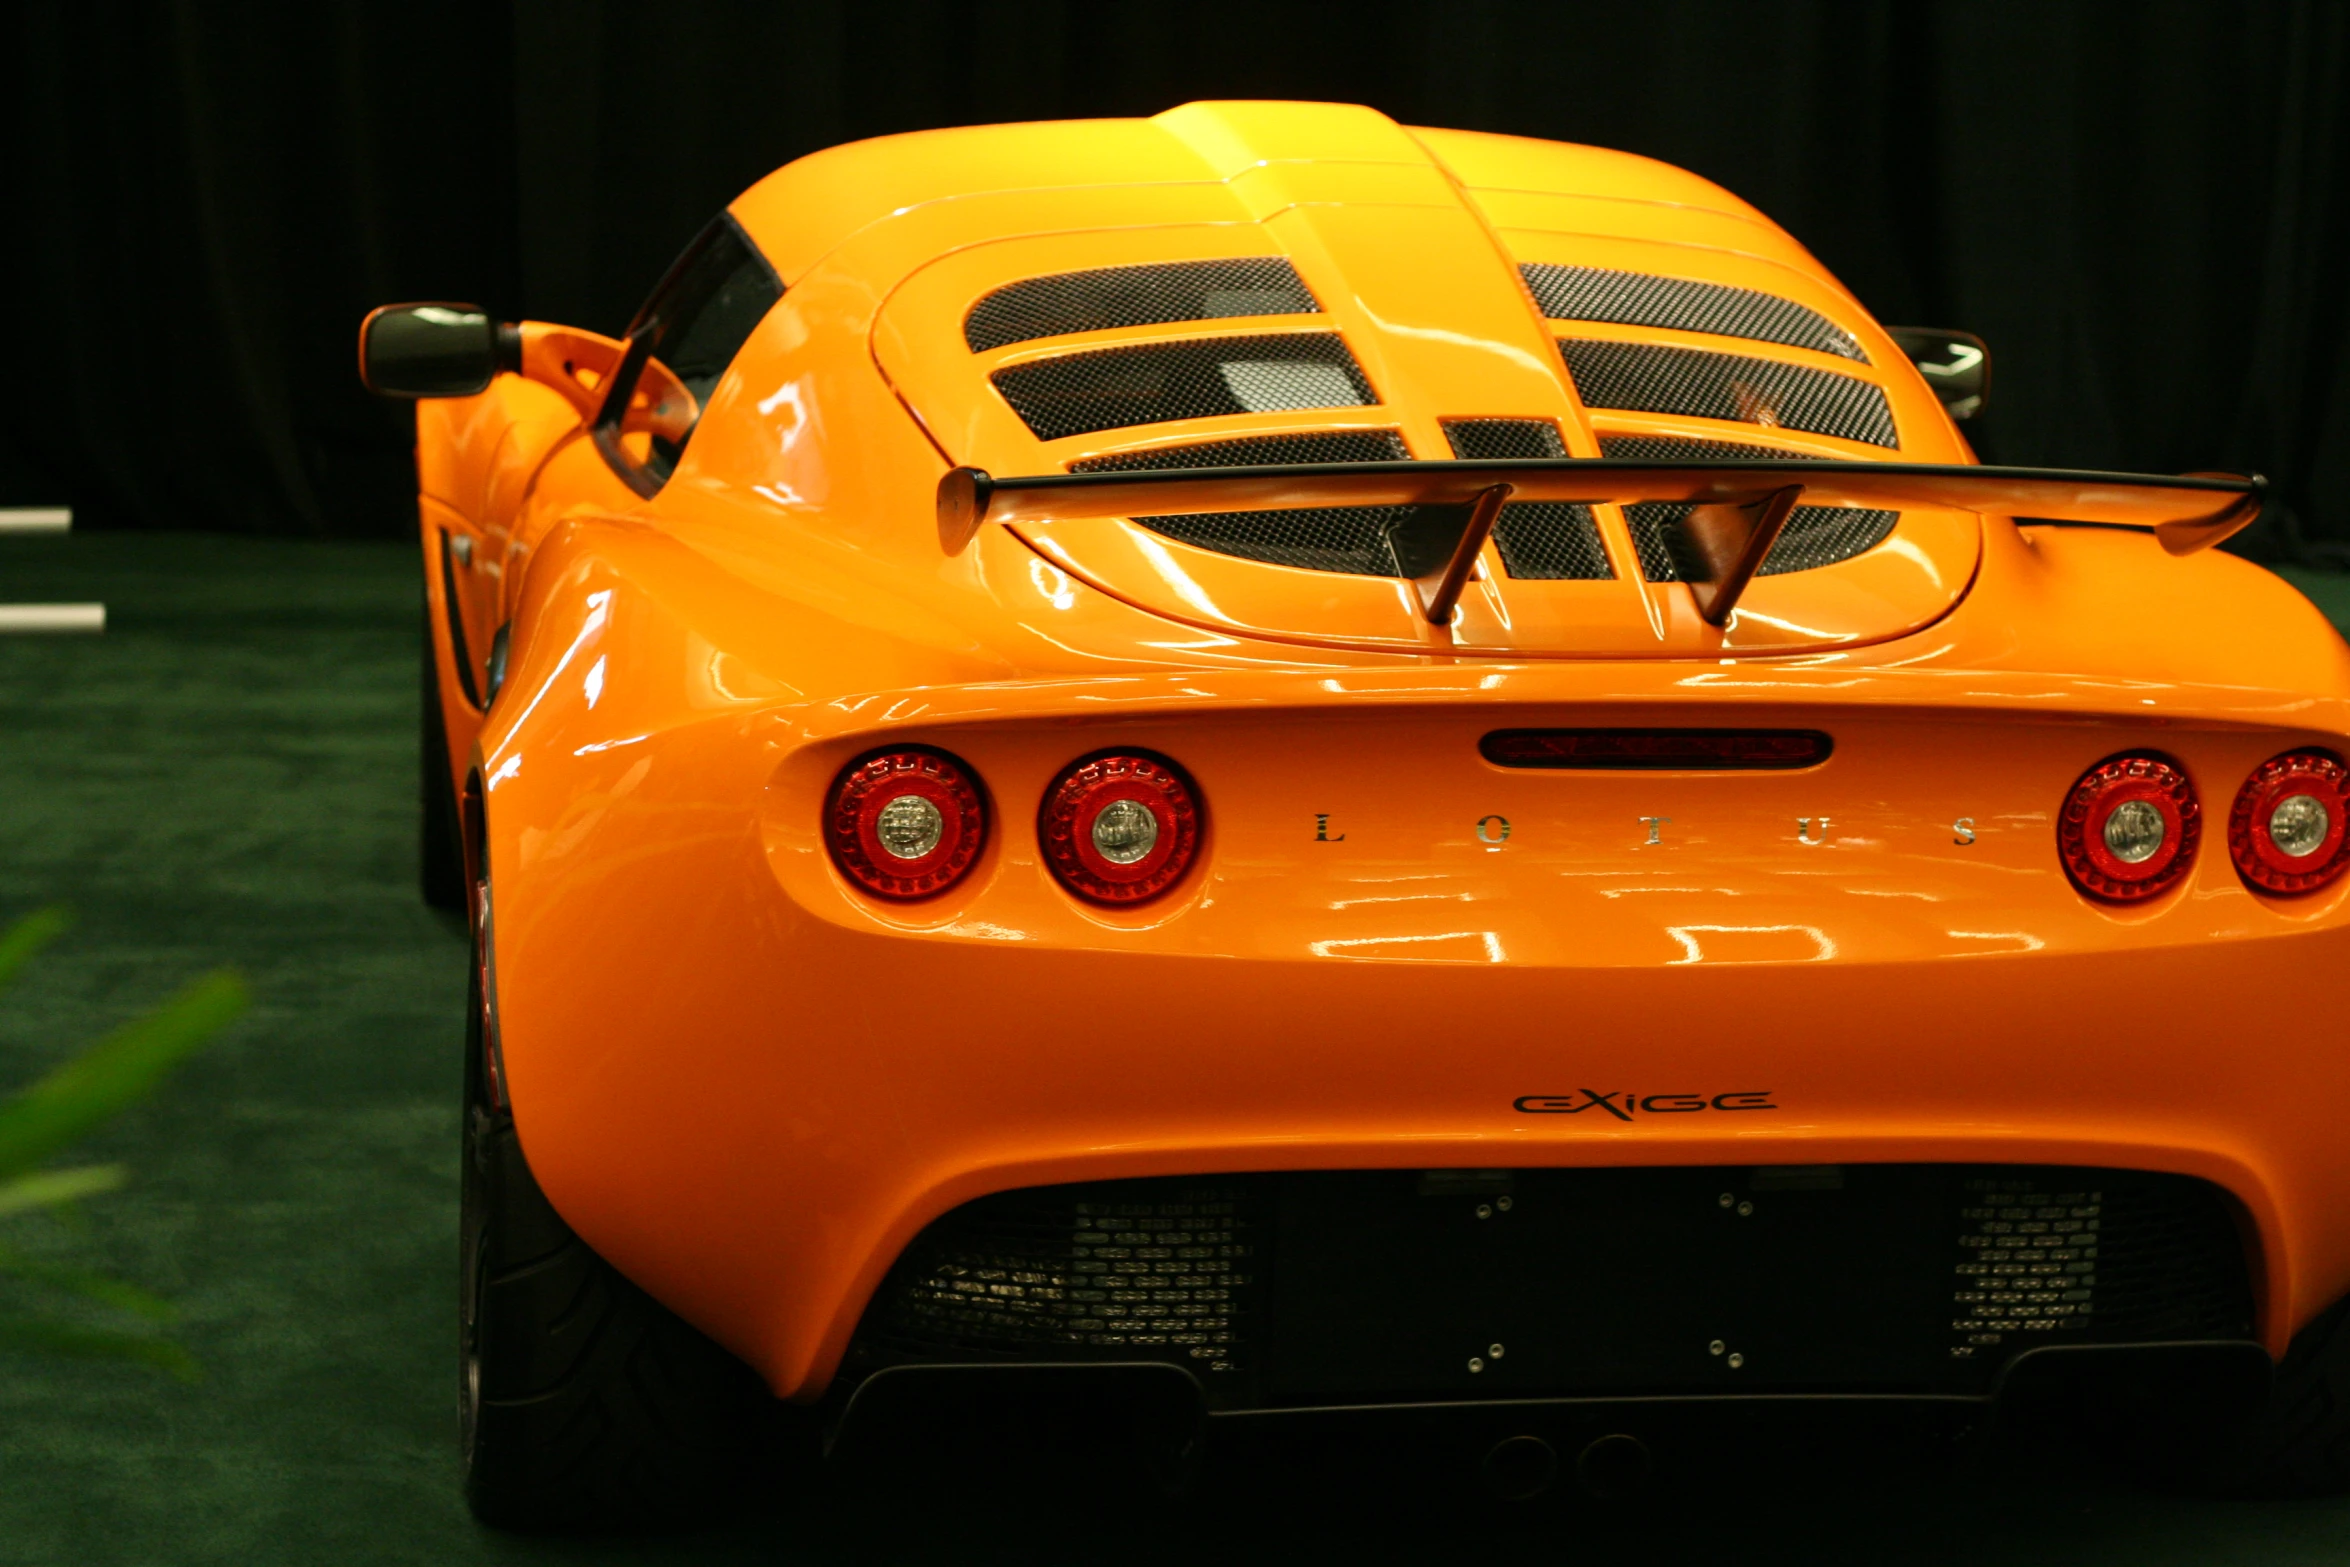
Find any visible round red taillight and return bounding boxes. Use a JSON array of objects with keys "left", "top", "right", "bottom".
[
  {"left": 825, "top": 748, "right": 986, "bottom": 900},
  {"left": 2057, "top": 752, "right": 2199, "bottom": 903},
  {"left": 2228, "top": 749, "right": 2350, "bottom": 895},
  {"left": 1039, "top": 752, "right": 1203, "bottom": 905}
]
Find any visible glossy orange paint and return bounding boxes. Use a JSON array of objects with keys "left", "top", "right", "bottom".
[{"left": 404, "top": 102, "right": 2350, "bottom": 1399}]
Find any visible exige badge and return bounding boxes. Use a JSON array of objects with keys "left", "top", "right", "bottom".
[{"left": 1514, "top": 1089, "right": 1778, "bottom": 1120}]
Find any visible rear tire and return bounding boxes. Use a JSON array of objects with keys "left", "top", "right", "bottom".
[
  {"left": 420, "top": 614, "right": 466, "bottom": 912},
  {"left": 2187, "top": 1295, "right": 2350, "bottom": 1495},
  {"left": 459, "top": 893, "right": 765, "bottom": 1529}
]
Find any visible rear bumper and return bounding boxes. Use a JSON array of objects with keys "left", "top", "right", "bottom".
[
  {"left": 478, "top": 670, "right": 2350, "bottom": 1401},
  {"left": 498, "top": 886, "right": 2350, "bottom": 1400}
]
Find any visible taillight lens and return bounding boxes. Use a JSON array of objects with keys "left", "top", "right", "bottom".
[
  {"left": 2228, "top": 749, "right": 2350, "bottom": 895},
  {"left": 2057, "top": 752, "right": 2199, "bottom": 903},
  {"left": 1039, "top": 752, "right": 1203, "bottom": 905},
  {"left": 825, "top": 748, "right": 986, "bottom": 900}
]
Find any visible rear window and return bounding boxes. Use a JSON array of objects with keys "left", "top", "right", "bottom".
[{"left": 597, "top": 215, "right": 783, "bottom": 491}]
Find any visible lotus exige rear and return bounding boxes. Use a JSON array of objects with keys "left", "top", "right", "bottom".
[{"left": 360, "top": 101, "right": 2350, "bottom": 1527}]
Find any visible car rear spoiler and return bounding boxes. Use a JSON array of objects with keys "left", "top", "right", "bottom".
[{"left": 936, "top": 459, "right": 2264, "bottom": 627}]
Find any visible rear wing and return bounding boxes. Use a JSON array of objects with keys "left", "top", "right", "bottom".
[{"left": 936, "top": 459, "right": 2263, "bottom": 627}]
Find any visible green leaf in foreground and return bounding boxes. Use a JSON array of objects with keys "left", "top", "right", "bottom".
[
  {"left": 0, "top": 909, "right": 71, "bottom": 996},
  {"left": 0, "top": 1164, "right": 125, "bottom": 1218},
  {"left": 0, "top": 970, "right": 248, "bottom": 1182},
  {"left": 0, "top": 923, "right": 247, "bottom": 1377}
]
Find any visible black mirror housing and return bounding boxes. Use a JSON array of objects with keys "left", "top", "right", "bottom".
[
  {"left": 359, "top": 303, "right": 519, "bottom": 398},
  {"left": 1885, "top": 327, "right": 1989, "bottom": 422}
]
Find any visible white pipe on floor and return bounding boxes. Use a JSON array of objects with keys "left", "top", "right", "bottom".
[
  {"left": 0, "top": 508, "right": 72, "bottom": 533},
  {"left": 0, "top": 604, "right": 105, "bottom": 633}
]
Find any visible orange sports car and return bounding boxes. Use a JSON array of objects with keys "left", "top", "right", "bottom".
[{"left": 361, "top": 101, "right": 2345, "bottom": 1526}]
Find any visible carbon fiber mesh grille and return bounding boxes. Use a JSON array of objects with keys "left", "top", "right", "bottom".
[
  {"left": 1069, "top": 429, "right": 1408, "bottom": 473},
  {"left": 1493, "top": 504, "right": 1614, "bottom": 580},
  {"left": 993, "top": 334, "right": 1375, "bottom": 442},
  {"left": 965, "top": 259, "right": 1320, "bottom": 352},
  {"left": 1140, "top": 505, "right": 1462, "bottom": 577},
  {"left": 1627, "top": 501, "right": 1899, "bottom": 581},
  {"left": 1596, "top": 433, "right": 1812, "bottom": 462},
  {"left": 1443, "top": 418, "right": 1567, "bottom": 460},
  {"left": 1561, "top": 340, "right": 1898, "bottom": 448},
  {"left": 1525, "top": 264, "right": 1867, "bottom": 362},
  {"left": 1439, "top": 420, "right": 1612, "bottom": 580},
  {"left": 1760, "top": 507, "right": 1901, "bottom": 575},
  {"left": 1625, "top": 504, "right": 1681, "bottom": 582},
  {"left": 857, "top": 1181, "right": 1255, "bottom": 1376},
  {"left": 1597, "top": 435, "right": 1893, "bottom": 578}
]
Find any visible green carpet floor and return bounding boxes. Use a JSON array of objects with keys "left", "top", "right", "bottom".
[{"left": 3, "top": 532, "right": 2350, "bottom": 1565}]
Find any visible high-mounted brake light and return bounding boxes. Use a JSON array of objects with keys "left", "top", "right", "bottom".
[
  {"left": 2228, "top": 749, "right": 2350, "bottom": 895},
  {"left": 826, "top": 748, "right": 986, "bottom": 900},
  {"left": 2057, "top": 752, "right": 2199, "bottom": 903},
  {"left": 1482, "top": 729, "right": 1832, "bottom": 770},
  {"left": 1039, "top": 752, "right": 1202, "bottom": 905}
]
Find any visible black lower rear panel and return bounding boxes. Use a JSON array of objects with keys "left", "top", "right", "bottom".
[{"left": 845, "top": 1166, "right": 2252, "bottom": 1411}]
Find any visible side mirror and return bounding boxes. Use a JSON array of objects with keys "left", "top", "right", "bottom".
[
  {"left": 358, "top": 303, "right": 520, "bottom": 398},
  {"left": 1885, "top": 327, "right": 1989, "bottom": 421}
]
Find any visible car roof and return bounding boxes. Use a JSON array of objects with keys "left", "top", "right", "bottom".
[{"left": 727, "top": 101, "right": 1843, "bottom": 303}]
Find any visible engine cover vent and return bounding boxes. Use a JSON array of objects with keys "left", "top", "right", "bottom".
[
  {"left": 1442, "top": 419, "right": 1612, "bottom": 581},
  {"left": 993, "top": 334, "right": 1376, "bottom": 442},
  {"left": 1629, "top": 501, "right": 1898, "bottom": 582},
  {"left": 1070, "top": 429, "right": 1408, "bottom": 472},
  {"left": 1442, "top": 417, "right": 1566, "bottom": 460},
  {"left": 966, "top": 259, "right": 1321, "bottom": 352},
  {"left": 1560, "top": 339, "right": 1898, "bottom": 449},
  {"left": 1598, "top": 433, "right": 1895, "bottom": 581},
  {"left": 1524, "top": 263, "right": 1868, "bottom": 362},
  {"left": 1596, "top": 432, "right": 1813, "bottom": 463},
  {"left": 1139, "top": 504, "right": 1466, "bottom": 578}
]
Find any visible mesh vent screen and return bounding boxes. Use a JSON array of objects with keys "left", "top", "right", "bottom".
[
  {"left": 1443, "top": 418, "right": 1567, "bottom": 460},
  {"left": 1525, "top": 264, "right": 1867, "bottom": 362},
  {"left": 1627, "top": 501, "right": 1899, "bottom": 581},
  {"left": 994, "top": 334, "right": 1375, "bottom": 442},
  {"left": 2079, "top": 1178, "right": 2255, "bottom": 1339},
  {"left": 966, "top": 259, "right": 1320, "bottom": 352},
  {"left": 863, "top": 1182, "right": 1255, "bottom": 1375},
  {"left": 1596, "top": 433, "right": 1811, "bottom": 462},
  {"left": 1757, "top": 507, "right": 1901, "bottom": 575},
  {"left": 1561, "top": 340, "right": 1897, "bottom": 448},
  {"left": 1140, "top": 505, "right": 1465, "bottom": 577},
  {"left": 1625, "top": 504, "right": 1682, "bottom": 583},
  {"left": 1439, "top": 420, "right": 1612, "bottom": 580},
  {"left": 1597, "top": 435, "right": 1892, "bottom": 576},
  {"left": 1085, "top": 429, "right": 1432, "bottom": 576},
  {"left": 1493, "top": 504, "right": 1614, "bottom": 580},
  {"left": 1949, "top": 1173, "right": 2251, "bottom": 1362},
  {"left": 1070, "top": 429, "right": 1408, "bottom": 473}
]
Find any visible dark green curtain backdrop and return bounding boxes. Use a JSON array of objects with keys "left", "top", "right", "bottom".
[{"left": 6, "top": 1, "right": 2347, "bottom": 559}]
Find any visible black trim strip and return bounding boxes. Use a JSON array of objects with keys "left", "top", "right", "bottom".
[{"left": 438, "top": 530, "right": 481, "bottom": 711}]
